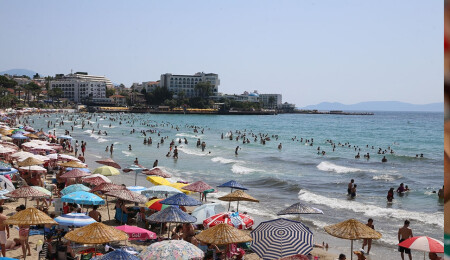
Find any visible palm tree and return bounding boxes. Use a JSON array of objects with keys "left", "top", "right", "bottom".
[{"left": 268, "top": 96, "right": 276, "bottom": 109}]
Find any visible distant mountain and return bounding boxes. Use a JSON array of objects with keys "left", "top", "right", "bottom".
[
  {"left": 302, "top": 101, "right": 443, "bottom": 112},
  {"left": 0, "top": 69, "right": 38, "bottom": 78}
]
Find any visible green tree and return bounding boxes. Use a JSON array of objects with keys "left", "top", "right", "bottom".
[
  {"left": 106, "top": 88, "right": 115, "bottom": 97},
  {"left": 268, "top": 96, "right": 275, "bottom": 109},
  {"left": 194, "top": 81, "right": 213, "bottom": 98},
  {"left": 33, "top": 73, "right": 40, "bottom": 79},
  {"left": 48, "top": 87, "right": 63, "bottom": 106}
]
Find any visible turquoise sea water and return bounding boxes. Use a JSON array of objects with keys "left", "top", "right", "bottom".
[{"left": 23, "top": 111, "right": 443, "bottom": 257}]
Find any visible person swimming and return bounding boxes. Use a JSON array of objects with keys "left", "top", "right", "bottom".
[
  {"left": 387, "top": 188, "right": 394, "bottom": 202},
  {"left": 397, "top": 183, "right": 405, "bottom": 193},
  {"left": 381, "top": 156, "right": 387, "bottom": 162},
  {"left": 351, "top": 184, "right": 357, "bottom": 198}
]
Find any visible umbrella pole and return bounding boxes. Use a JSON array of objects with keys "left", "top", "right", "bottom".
[
  {"left": 25, "top": 197, "right": 27, "bottom": 207},
  {"left": 227, "top": 188, "right": 233, "bottom": 211},
  {"left": 160, "top": 223, "right": 163, "bottom": 236},
  {"left": 106, "top": 195, "right": 111, "bottom": 221},
  {"left": 134, "top": 171, "right": 137, "bottom": 186},
  {"left": 237, "top": 201, "right": 239, "bottom": 212},
  {"left": 351, "top": 240, "right": 353, "bottom": 260}
]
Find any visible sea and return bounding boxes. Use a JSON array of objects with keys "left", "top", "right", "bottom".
[{"left": 23, "top": 111, "right": 444, "bottom": 259}]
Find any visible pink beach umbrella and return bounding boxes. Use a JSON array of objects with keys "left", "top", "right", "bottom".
[
  {"left": 398, "top": 236, "right": 443, "bottom": 253},
  {"left": 115, "top": 225, "right": 157, "bottom": 240}
]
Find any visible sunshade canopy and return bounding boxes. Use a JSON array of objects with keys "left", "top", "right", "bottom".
[
  {"left": 196, "top": 223, "right": 252, "bottom": 245},
  {"left": 147, "top": 206, "right": 197, "bottom": 223},
  {"left": 60, "top": 184, "right": 91, "bottom": 196},
  {"left": 217, "top": 180, "right": 248, "bottom": 190},
  {"left": 54, "top": 213, "right": 96, "bottom": 227},
  {"left": 139, "top": 240, "right": 204, "bottom": 260},
  {"left": 277, "top": 202, "right": 324, "bottom": 215},
  {"left": 160, "top": 193, "right": 202, "bottom": 206},
  {"left": 64, "top": 222, "right": 128, "bottom": 244},
  {"left": 91, "top": 183, "right": 126, "bottom": 193},
  {"left": 324, "top": 219, "right": 382, "bottom": 240},
  {"left": 218, "top": 190, "right": 259, "bottom": 202},
  {"left": 142, "top": 167, "right": 171, "bottom": 178},
  {"left": 182, "top": 181, "right": 214, "bottom": 193},
  {"left": 115, "top": 225, "right": 157, "bottom": 240},
  {"left": 61, "top": 191, "right": 105, "bottom": 205},
  {"left": 17, "top": 157, "right": 44, "bottom": 167},
  {"left": 5, "top": 186, "right": 48, "bottom": 198},
  {"left": 5, "top": 208, "right": 57, "bottom": 225},
  {"left": 60, "top": 169, "right": 91, "bottom": 179},
  {"left": 93, "top": 166, "right": 120, "bottom": 176},
  {"left": 95, "top": 158, "right": 121, "bottom": 169},
  {"left": 105, "top": 189, "right": 147, "bottom": 203}
]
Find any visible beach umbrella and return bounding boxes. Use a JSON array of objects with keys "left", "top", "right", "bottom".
[
  {"left": 24, "top": 133, "right": 39, "bottom": 139},
  {"left": 11, "top": 133, "right": 28, "bottom": 140},
  {"left": 0, "top": 146, "right": 16, "bottom": 154},
  {"left": 123, "top": 165, "right": 144, "bottom": 186},
  {"left": 64, "top": 222, "right": 128, "bottom": 244},
  {"left": 218, "top": 190, "right": 259, "bottom": 211},
  {"left": 145, "top": 199, "right": 171, "bottom": 211},
  {"left": 203, "top": 211, "right": 254, "bottom": 230},
  {"left": 59, "top": 161, "right": 87, "bottom": 168},
  {"left": 5, "top": 207, "right": 57, "bottom": 225},
  {"left": 61, "top": 191, "right": 105, "bottom": 205},
  {"left": 192, "top": 203, "right": 226, "bottom": 225},
  {"left": 251, "top": 218, "right": 314, "bottom": 259},
  {"left": 115, "top": 225, "right": 157, "bottom": 240},
  {"left": 277, "top": 202, "right": 324, "bottom": 216},
  {"left": 147, "top": 205, "right": 197, "bottom": 223},
  {"left": 60, "top": 169, "right": 91, "bottom": 179},
  {"left": 398, "top": 236, "right": 444, "bottom": 259},
  {"left": 58, "top": 154, "right": 81, "bottom": 161},
  {"left": 83, "top": 174, "right": 111, "bottom": 183},
  {"left": 0, "top": 175, "right": 15, "bottom": 191},
  {"left": 66, "top": 167, "right": 90, "bottom": 172},
  {"left": 31, "top": 186, "right": 52, "bottom": 196},
  {"left": 93, "top": 166, "right": 120, "bottom": 176},
  {"left": 141, "top": 185, "right": 182, "bottom": 198},
  {"left": 105, "top": 189, "right": 147, "bottom": 203},
  {"left": 126, "top": 186, "right": 148, "bottom": 193},
  {"left": 10, "top": 151, "right": 34, "bottom": 159},
  {"left": 54, "top": 213, "right": 97, "bottom": 227},
  {"left": 17, "top": 157, "right": 44, "bottom": 167},
  {"left": 160, "top": 193, "right": 202, "bottom": 206},
  {"left": 139, "top": 240, "right": 204, "bottom": 260},
  {"left": 182, "top": 181, "right": 214, "bottom": 200},
  {"left": 5, "top": 186, "right": 49, "bottom": 207},
  {"left": 167, "top": 182, "right": 191, "bottom": 194},
  {"left": 18, "top": 165, "right": 47, "bottom": 173},
  {"left": 82, "top": 176, "right": 107, "bottom": 186},
  {"left": 95, "top": 158, "right": 121, "bottom": 169},
  {"left": 1, "top": 136, "right": 12, "bottom": 142},
  {"left": 0, "top": 190, "right": 10, "bottom": 200},
  {"left": 196, "top": 223, "right": 252, "bottom": 245},
  {"left": 92, "top": 249, "right": 140, "bottom": 260},
  {"left": 12, "top": 129, "right": 26, "bottom": 134},
  {"left": 0, "top": 168, "right": 17, "bottom": 176},
  {"left": 58, "top": 135, "right": 73, "bottom": 140},
  {"left": 142, "top": 167, "right": 172, "bottom": 178},
  {"left": 60, "top": 184, "right": 91, "bottom": 196},
  {"left": 217, "top": 180, "right": 248, "bottom": 190},
  {"left": 0, "top": 257, "right": 17, "bottom": 260},
  {"left": 91, "top": 183, "right": 126, "bottom": 193},
  {"left": 147, "top": 176, "right": 172, "bottom": 186},
  {"left": 324, "top": 219, "right": 382, "bottom": 260}
]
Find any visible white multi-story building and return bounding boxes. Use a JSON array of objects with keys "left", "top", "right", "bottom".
[
  {"left": 49, "top": 72, "right": 108, "bottom": 103},
  {"left": 143, "top": 81, "right": 159, "bottom": 93},
  {"left": 159, "top": 72, "right": 219, "bottom": 97},
  {"left": 259, "top": 94, "right": 282, "bottom": 109}
]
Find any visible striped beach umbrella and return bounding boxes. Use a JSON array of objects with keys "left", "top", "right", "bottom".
[
  {"left": 145, "top": 199, "right": 170, "bottom": 211},
  {"left": 251, "top": 218, "right": 314, "bottom": 259},
  {"left": 398, "top": 236, "right": 443, "bottom": 253},
  {"left": 54, "top": 213, "right": 97, "bottom": 227}
]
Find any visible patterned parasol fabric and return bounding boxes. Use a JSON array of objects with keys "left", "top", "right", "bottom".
[
  {"left": 217, "top": 180, "right": 248, "bottom": 190},
  {"left": 139, "top": 240, "right": 204, "bottom": 260},
  {"left": 398, "top": 236, "right": 444, "bottom": 253},
  {"left": 142, "top": 167, "right": 171, "bottom": 178},
  {"left": 95, "top": 158, "right": 121, "bottom": 169},
  {"left": 5, "top": 186, "right": 48, "bottom": 198},
  {"left": 251, "top": 218, "right": 314, "bottom": 259},
  {"left": 159, "top": 193, "right": 202, "bottom": 206},
  {"left": 196, "top": 223, "right": 252, "bottom": 245},
  {"left": 82, "top": 176, "right": 107, "bottom": 186},
  {"left": 91, "top": 183, "right": 126, "bottom": 193},
  {"left": 17, "top": 157, "right": 44, "bottom": 167},
  {"left": 5, "top": 208, "right": 57, "bottom": 225},
  {"left": 64, "top": 222, "right": 128, "bottom": 244},
  {"left": 92, "top": 249, "right": 140, "bottom": 260},
  {"left": 182, "top": 181, "right": 214, "bottom": 193},
  {"left": 324, "top": 219, "right": 382, "bottom": 240},
  {"left": 60, "top": 169, "right": 91, "bottom": 179},
  {"left": 105, "top": 189, "right": 147, "bottom": 203}
]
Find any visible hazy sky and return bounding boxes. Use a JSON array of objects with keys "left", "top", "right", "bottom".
[{"left": 0, "top": 1, "right": 442, "bottom": 106}]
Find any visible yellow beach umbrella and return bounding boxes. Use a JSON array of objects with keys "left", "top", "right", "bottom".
[
  {"left": 147, "top": 176, "right": 171, "bottom": 186},
  {"left": 167, "top": 182, "right": 191, "bottom": 194},
  {"left": 64, "top": 222, "right": 128, "bottom": 244},
  {"left": 93, "top": 166, "right": 120, "bottom": 176}
]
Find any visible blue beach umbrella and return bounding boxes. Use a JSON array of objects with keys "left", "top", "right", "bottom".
[
  {"left": 141, "top": 185, "right": 182, "bottom": 198},
  {"left": 126, "top": 186, "right": 148, "bottom": 193},
  {"left": 0, "top": 190, "right": 9, "bottom": 200},
  {"left": 0, "top": 168, "right": 18, "bottom": 176},
  {"left": 160, "top": 193, "right": 202, "bottom": 206},
  {"left": 11, "top": 133, "right": 28, "bottom": 140},
  {"left": 217, "top": 180, "right": 248, "bottom": 190},
  {"left": 92, "top": 249, "right": 140, "bottom": 260},
  {"left": 66, "top": 167, "right": 91, "bottom": 172},
  {"left": 147, "top": 206, "right": 196, "bottom": 224},
  {"left": 0, "top": 257, "right": 19, "bottom": 260},
  {"left": 61, "top": 191, "right": 105, "bottom": 205},
  {"left": 54, "top": 213, "right": 96, "bottom": 227},
  {"left": 61, "top": 184, "right": 91, "bottom": 196},
  {"left": 191, "top": 203, "right": 226, "bottom": 225},
  {"left": 251, "top": 218, "right": 314, "bottom": 259}
]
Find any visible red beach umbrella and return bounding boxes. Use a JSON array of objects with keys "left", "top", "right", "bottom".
[
  {"left": 203, "top": 212, "right": 254, "bottom": 230},
  {"left": 142, "top": 167, "right": 171, "bottom": 178},
  {"left": 398, "top": 236, "right": 443, "bottom": 253},
  {"left": 5, "top": 186, "right": 49, "bottom": 207},
  {"left": 182, "top": 181, "right": 214, "bottom": 193},
  {"left": 95, "top": 158, "right": 121, "bottom": 169},
  {"left": 82, "top": 176, "right": 107, "bottom": 186},
  {"left": 90, "top": 183, "right": 126, "bottom": 193},
  {"left": 105, "top": 189, "right": 147, "bottom": 203},
  {"left": 60, "top": 169, "right": 91, "bottom": 179}
]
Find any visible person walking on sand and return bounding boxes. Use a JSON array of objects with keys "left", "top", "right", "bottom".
[
  {"left": 19, "top": 224, "right": 31, "bottom": 259},
  {"left": 0, "top": 206, "right": 9, "bottom": 257},
  {"left": 362, "top": 219, "right": 374, "bottom": 254},
  {"left": 398, "top": 220, "right": 413, "bottom": 260}
]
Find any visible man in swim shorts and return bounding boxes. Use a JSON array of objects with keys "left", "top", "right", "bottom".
[{"left": 398, "top": 220, "right": 413, "bottom": 260}]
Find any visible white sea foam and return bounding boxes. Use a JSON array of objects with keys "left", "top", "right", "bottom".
[
  {"left": 178, "top": 146, "right": 208, "bottom": 156},
  {"left": 372, "top": 174, "right": 401, "bottom": 182},
  {"left": 298, "top": 190, "right": 443, "bottom": 228},
  {"left": 317, "top": 161, "right": 377, "bottom": 174},
  {"left": 211, "top": 157, "right": 243, "bottom": 164},
  {"left": 231, "top": 164, "right": 256, "bottom": 175},
  {"left": 83, "top": 130, "right": 109, "bottom": 143},
  {"left": 121, "top": 150, "right": 134, "bottom": 157},
  {"left": 102, "top": 125, "right": 117, "bottom": 128},
  {"left": 175, "top": 133, "right": 202, "bottom": 139}
]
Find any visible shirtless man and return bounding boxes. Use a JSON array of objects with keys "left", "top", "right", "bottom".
[
  {"left": 362, "top": 219, "right": 374, "bottom": 254},
  {"left": 398, "top": 220, "right": 413, "bottom": 260},
  {"left": 348, "top": 179, "right": 354, "bottom": 195},
  {"left": 88, "top": 205, "right": 102, "bottom": 222},
  {"left": 0, "top": 206, "right": 10, "bottom": 257}
]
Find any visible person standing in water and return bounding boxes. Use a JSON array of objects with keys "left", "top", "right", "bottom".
[
  {"left": 398, "top": 220, "right": 413, "bottom": 260},
  {"left": 235, "top": 146, "right": 239, "bottom": 155},
  {"left": 348, "top": 179, "right": 354, "bottom": 195}
]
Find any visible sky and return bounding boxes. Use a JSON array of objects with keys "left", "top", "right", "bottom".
[{"left": 0, "top": 0, "right": 443, "bottom": 107}]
